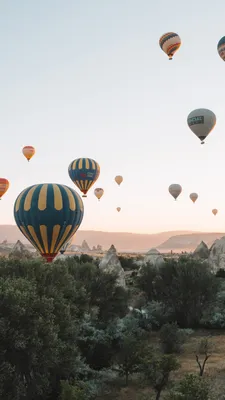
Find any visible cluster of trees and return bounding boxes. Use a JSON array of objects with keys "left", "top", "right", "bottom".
[{"left": 0, "top": 254, "right": 224, "bottom": 399}]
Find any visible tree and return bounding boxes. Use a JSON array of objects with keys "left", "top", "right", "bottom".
[
  {"left": 152, "top": 258, "right": 219, "bottom": 328},
  {"left": 114, "top": 315, "right": 148, "bottom": 385},
  {"left": 136, "top": 264, "right": 158, "bottom": 301},
  {"left": 195, "top": 337, "right": 213, "bottom": 376},
  {"left": 159, "top": 322, "right": 191, "bottom": 354},
  {"left": 141, "top": 352, "right": 180, "bottom": 400},
  {"left": 165, "top": 373, "right": 211, "bottom": 400}
]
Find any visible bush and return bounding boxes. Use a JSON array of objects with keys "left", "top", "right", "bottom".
[
  {"left": 165, "top": 373, "right": 211, "bottom": 400},
  {"left": 159, "top": 323, "right": 192, "bottom": 354}
]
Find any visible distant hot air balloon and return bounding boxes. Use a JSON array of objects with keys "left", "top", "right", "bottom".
[
  {"left": 14, "top": 183, "right": 84, "bottom": 262},
  {"left": 116, "top": 207, "right": 121, "bottom": 212},
  {"left": 22, "top": 146, "right": 35, "bottom": 161},
  {"left": 187, "top": 109, "right": 216, "bottom": 144},
  {"left": 212, "top": 209, "right": 218, "bottom": 216},
  {"left": 169, "top": 184, "right": 182, "bottom": 200},
  {"left": 94, "top": 188, "right": 104, "bottom": 201},
  {"left": 159, "top": 32, "right": 181, "bottom": 60},
  {"left": 190, "top": 193, "right": 198, "bottom": 203},
  {"left": 60, "top": 239, "right": 73, "bottom": 255},
  {"left": 217, "top": 36, "right": 225, "bottom": 61},
  {"left": 115, "top": 176, "right": 123, "bottom": 186},
  {"left": 68, "top": 158, "right": 100, "bottom": 197},
  {"left": 0, "top": 178, "right": 9, "bottom": 200}
]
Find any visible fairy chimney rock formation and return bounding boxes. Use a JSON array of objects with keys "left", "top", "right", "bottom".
[{"left": 99, "top": 244, "right": 126, "bottom": 288}]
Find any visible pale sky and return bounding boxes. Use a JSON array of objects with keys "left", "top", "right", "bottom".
[{"left": 1, "top": 0, "right": 225, "bottom": 234}]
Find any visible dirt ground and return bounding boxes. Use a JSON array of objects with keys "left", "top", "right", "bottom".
[{"left": 99, "top": 330, "right": 225, "bottom": 399}]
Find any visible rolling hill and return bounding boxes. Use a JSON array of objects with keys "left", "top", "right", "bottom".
[{"left": 0, "top": 225, "right": 223, "bottom": 252}]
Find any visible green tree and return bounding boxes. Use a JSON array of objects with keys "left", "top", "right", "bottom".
[
  {"left": 141, "top": 352, "right": 180, "bottom": 400},
  {"left": 114, "top": 315, "right": 148, "bottom": 385},
  {"left": 159, "top": 323, "right": 191, "bottom": 354},
  {"left": 165, "top": 373, "right": 211, "bottom": 400},
  {"left": 152, "top": 259, "right": 218, "bottom": 328}
]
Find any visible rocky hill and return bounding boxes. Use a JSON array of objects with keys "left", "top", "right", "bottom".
[
  {"left": 158, "top": 232, "right": 225, "bottom": 252},
  {"left": 0, "top": 225, "right": 224, "bottom": 252}
]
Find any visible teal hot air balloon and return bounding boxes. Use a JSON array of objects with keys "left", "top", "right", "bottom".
[
  {"left": 14, "top": 183, "right": 84, "bottom": 262},
  {"left": 68, "top": 158, "right": 100, "bottom": 197}
]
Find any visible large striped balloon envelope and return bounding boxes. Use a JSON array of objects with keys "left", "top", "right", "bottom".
[{"left": 14, "top": 183, "right": 84, "bottom": 262}]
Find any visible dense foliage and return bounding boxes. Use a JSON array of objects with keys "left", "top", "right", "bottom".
[{"left": 0, "top": 254, "right": 224, "bottom": 399}]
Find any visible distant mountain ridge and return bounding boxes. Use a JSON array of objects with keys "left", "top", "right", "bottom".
[
  {"left": 158, "top": 232, "right": 225, "bottom": 252},
  {"left": 0, "top": 225, "right": 224, "bottom": 252}
]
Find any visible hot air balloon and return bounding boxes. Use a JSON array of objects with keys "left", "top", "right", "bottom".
[
  {"left": 68, "top": 158, "right": 100, "bottom": 197},
  {"left": 14, "top": 183, "right": 84, "bottom": 262},
  {"left": 187, "top": 109, "right": 216, "bottom": 144},
  {"left": 159, "top": 32, "right": 181, "bottom": 60},
  {"left": 168, "top": 184, "right": 182, "bottom": 200},
  {"left": 22, "top": 146, "right": 35, "bottom": 161},
  {"left": 190, "top": 193, "right": 198, "bottom": 203},
  {"left": 0, "top": 178, "right": 9, "bottom": 200},
  {"left": 217, "top": 36, "right": 225, "bottom": 61},
  {"left": 60, "top": 239, "right": 72, "bottom": 255},
  {"left": 116, "top": 207, "right": 121, "bottom": 212},
  {"left": 212, "top": 209, "right": 218, "bottom": 216},
  {"left": 115, "top": 176, "right": 123, "bottom": 186},
  {"left": 94, "top": 188, "right": 104, "bottom": 201}
]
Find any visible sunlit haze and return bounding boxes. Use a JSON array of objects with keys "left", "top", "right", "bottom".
[{"left": 1, "top": 0, "right": 225, "bottom": 234}]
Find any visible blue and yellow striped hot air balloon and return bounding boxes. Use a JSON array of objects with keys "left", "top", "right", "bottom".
[
  {"left": 14, "top": 183, "right": 84, "bottom": 262},
  {"left": 217, "top": 36, "right": 225, "bottom": 61},
  {"left": 159, "top": 32, "right": 181, "bottom": 60},
  {"left": 68, "top": 158, "right": 100, "bottom": 197}
]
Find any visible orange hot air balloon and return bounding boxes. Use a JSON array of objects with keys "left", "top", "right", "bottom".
[
  {"left": 212, "top": 209, "right": 218, "bottom": 216},
  {"left": 22, "top": 146, "right": 35, "bottom": 161},
  {"left": 115, "top": 175, "right": 123, "bottom": 186},
  {"left": 0, "top": 178, "right": 9, "bottom": 200},
  {"left": 116, "top": 207, "right": 121, "bottom": 212}
]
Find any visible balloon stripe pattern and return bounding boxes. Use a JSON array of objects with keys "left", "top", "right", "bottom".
[
  {"left": 218, "top": 36, "right": 225, "bottom": 61},
  {"left": 68, "top": 158, "right": 100, "bottom": 196},
  {"left": 0, "top": 178, "right": 9, "bottom": 199},
  {"left": 159, "top": 32, "right": 181, "bottom": 60},
  {"left": 22, "top": 146, "right": 35, "bottom": 161},
  {"left": 14, "top": 183, "right": 84, "bottom": 262}
]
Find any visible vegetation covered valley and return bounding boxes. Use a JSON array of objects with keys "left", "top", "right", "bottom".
[{"left": 1, "top": 254, "right": 225, "bottom": 399}]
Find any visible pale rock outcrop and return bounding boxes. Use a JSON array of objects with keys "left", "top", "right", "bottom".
[
  {"left": 81, "top": 240, "right": 91, "bottom": 252},
  {"left": 9, "top": 240, "right": 33, "bottom": 259},
  {"left": 193, "top": 241, "right": 209, "bottom": 260},
  {"left": 143, "top": 248, "right": 165, "bottom": 268},
  {"left": 208, "top": 236, "right": 225, "bottom": 272},
  {"left": 99, "top": 244, "right": 126, "bottom": 288}
]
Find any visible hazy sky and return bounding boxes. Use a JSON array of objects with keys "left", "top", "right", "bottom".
[{"left": 1, "top": 0, "right": 225, "bottom": 234}]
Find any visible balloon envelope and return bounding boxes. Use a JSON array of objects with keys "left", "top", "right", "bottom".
[
  {"left": 187, "top": 109, "right": 216, "bottom": 144},
  {"left": 94, "top": 188, "right": 104, "bottom": 200},
  {"left": 159, "top": 32, "right": 181, "bottom": 60},
  {"left": 217, "top": 36, "right": 225, "bottom": 61},
  {"left": 115, "top": 176, "right": 123, "bottom": 186},
  {"left": 68, "top": 158, "right": 100, "bottom": 197},
  {"left": 190, "top": 193, "right": 198, "bottom": 203},
  {"left": 168, "top": 184, "right": 182, "bottom": 200},
  {"left": 14, "top": 183, "right": 84, "bottom": 262},
  {"left": 22, "top": 146, "right": 35, "bottom": 161},
  {"left": 0, "top": 178, "right": 9, "bottom": 199}
]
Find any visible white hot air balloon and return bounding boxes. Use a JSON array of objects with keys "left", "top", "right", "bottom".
[
  {"left": 212, "top": 209, "right": 218, "bottom": 216},
  {"left": 187, "top": 108, "right": 216, "bottom": 144},
  {"left": 168, "top": 184, "right": 182, "bottom": 200},
  {"left": 94, "top": 188, "right": 104, "bottom": 201},
  {"left": 190, "top": 193, "right": 198, "bottom": 203}
]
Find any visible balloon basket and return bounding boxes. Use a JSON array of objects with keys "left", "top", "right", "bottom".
[{"left": 82, "top": 194, "right": 87, "bottom": 198}]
